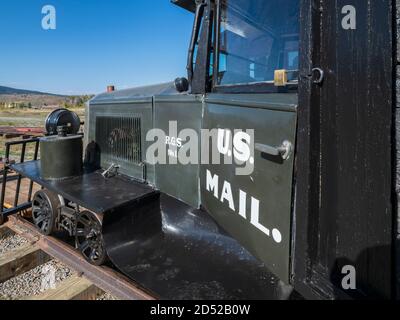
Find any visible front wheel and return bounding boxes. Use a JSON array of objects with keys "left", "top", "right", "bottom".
[
  {"left": 75, "top": 210, "right": 107, "bottom": 266},
  {"left": 32, "top": 190, "right": 60, "bottom": 235}
]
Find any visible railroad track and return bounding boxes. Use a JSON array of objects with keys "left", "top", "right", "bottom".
[{"left": 0, "top": 215, "right": 156, "bottom": 301}]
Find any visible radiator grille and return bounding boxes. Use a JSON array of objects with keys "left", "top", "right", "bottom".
[{"left": 96, "top": 116, "right": 142, "bottom": 164}]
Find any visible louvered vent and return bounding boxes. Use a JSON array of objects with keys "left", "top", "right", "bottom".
[{"left": 96, "top": 116, "right": 142, "bottom": 165}]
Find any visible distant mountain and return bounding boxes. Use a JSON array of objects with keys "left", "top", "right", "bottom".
[
  {"left": 0, "top": 86, "right": 93, "bottom": 109},
  {"left": 0, "top": 86, "right": 64, "bottom": 97}
]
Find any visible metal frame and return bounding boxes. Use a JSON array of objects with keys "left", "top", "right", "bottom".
[
  {"left": 190, "top": 0, "right": 215, "bottom": 94},
  {"left": 0, "top": 138, "right": 40, "bottom": 218}
]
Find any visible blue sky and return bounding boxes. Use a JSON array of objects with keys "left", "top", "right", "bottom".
[{"left": 0, "top": 0, "right": 194, "bottom": 95}]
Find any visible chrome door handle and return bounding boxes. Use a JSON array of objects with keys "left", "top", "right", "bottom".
[{"left": 255, "top": 141, "right": 293, "bottom": 160}]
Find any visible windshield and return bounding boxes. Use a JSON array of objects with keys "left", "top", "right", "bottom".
[{"left": 217, "top": 0, "right": 299, "bottom": 86}]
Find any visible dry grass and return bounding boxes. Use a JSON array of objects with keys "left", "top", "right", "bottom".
[
  {"left": 0, "top": 136, "right": 38, "bottom": 161},
  {"left": 0, "top": 107, "right": 85, "bottom": 161}
]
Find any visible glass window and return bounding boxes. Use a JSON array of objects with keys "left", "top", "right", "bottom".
[{"left": 217, "top": 0, "right": 299, "bottom": 86}]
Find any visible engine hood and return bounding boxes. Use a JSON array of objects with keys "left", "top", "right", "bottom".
[{"left": 90, "top": 82, "right": 179, "bottom": 104}]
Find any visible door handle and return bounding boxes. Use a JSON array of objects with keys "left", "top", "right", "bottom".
[
  {"left": 255, "top": 141, "right": 293, "bottom": 160},
  {"left": 312, "top": 67, "right": 324, "bottom": 84}
]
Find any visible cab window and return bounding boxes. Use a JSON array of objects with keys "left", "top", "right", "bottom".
[{"left": 215, "top": 0, "right": 299, "bottom": 88}]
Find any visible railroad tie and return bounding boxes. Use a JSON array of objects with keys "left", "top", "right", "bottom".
[
  {"left": 25, "top": 274, "right": 104, "bottom": 300},
  {"left": 0, "top": 243, "right": 51, "bottom": 283}
]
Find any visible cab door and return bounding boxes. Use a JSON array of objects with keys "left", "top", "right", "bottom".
[
  {"left": 293, "top": 0, "right": 393, "bottom": 299},
  {"left": 200, "top": 0, "right": 300, "bottom": 283}
]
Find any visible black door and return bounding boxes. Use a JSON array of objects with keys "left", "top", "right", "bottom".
[
  {"left": 201, "top": 0, "right": 300, "bottom": 284},
  {"left": 294, "top": 0, "right": 393, "bottom": 299}
]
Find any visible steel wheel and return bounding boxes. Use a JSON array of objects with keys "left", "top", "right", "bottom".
[
  {"left": 32, "top": 190, "right": 59, "bottom": 235},
  {"left": 75, "top": 211, "right": 107, "bottom": 266}
]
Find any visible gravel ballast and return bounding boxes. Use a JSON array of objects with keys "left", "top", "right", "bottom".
[
  {"left": 1, "top": 228, "right": 117, "bottom": 300},
  {"left": 0, "top": 260, "right": 74, "bottom": 300},
  {"left": 96, "top": 292, "right": 118, "bottom": 300},
  {"left": 0, "top": 233, "right": 29, "bottom": 255}
]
